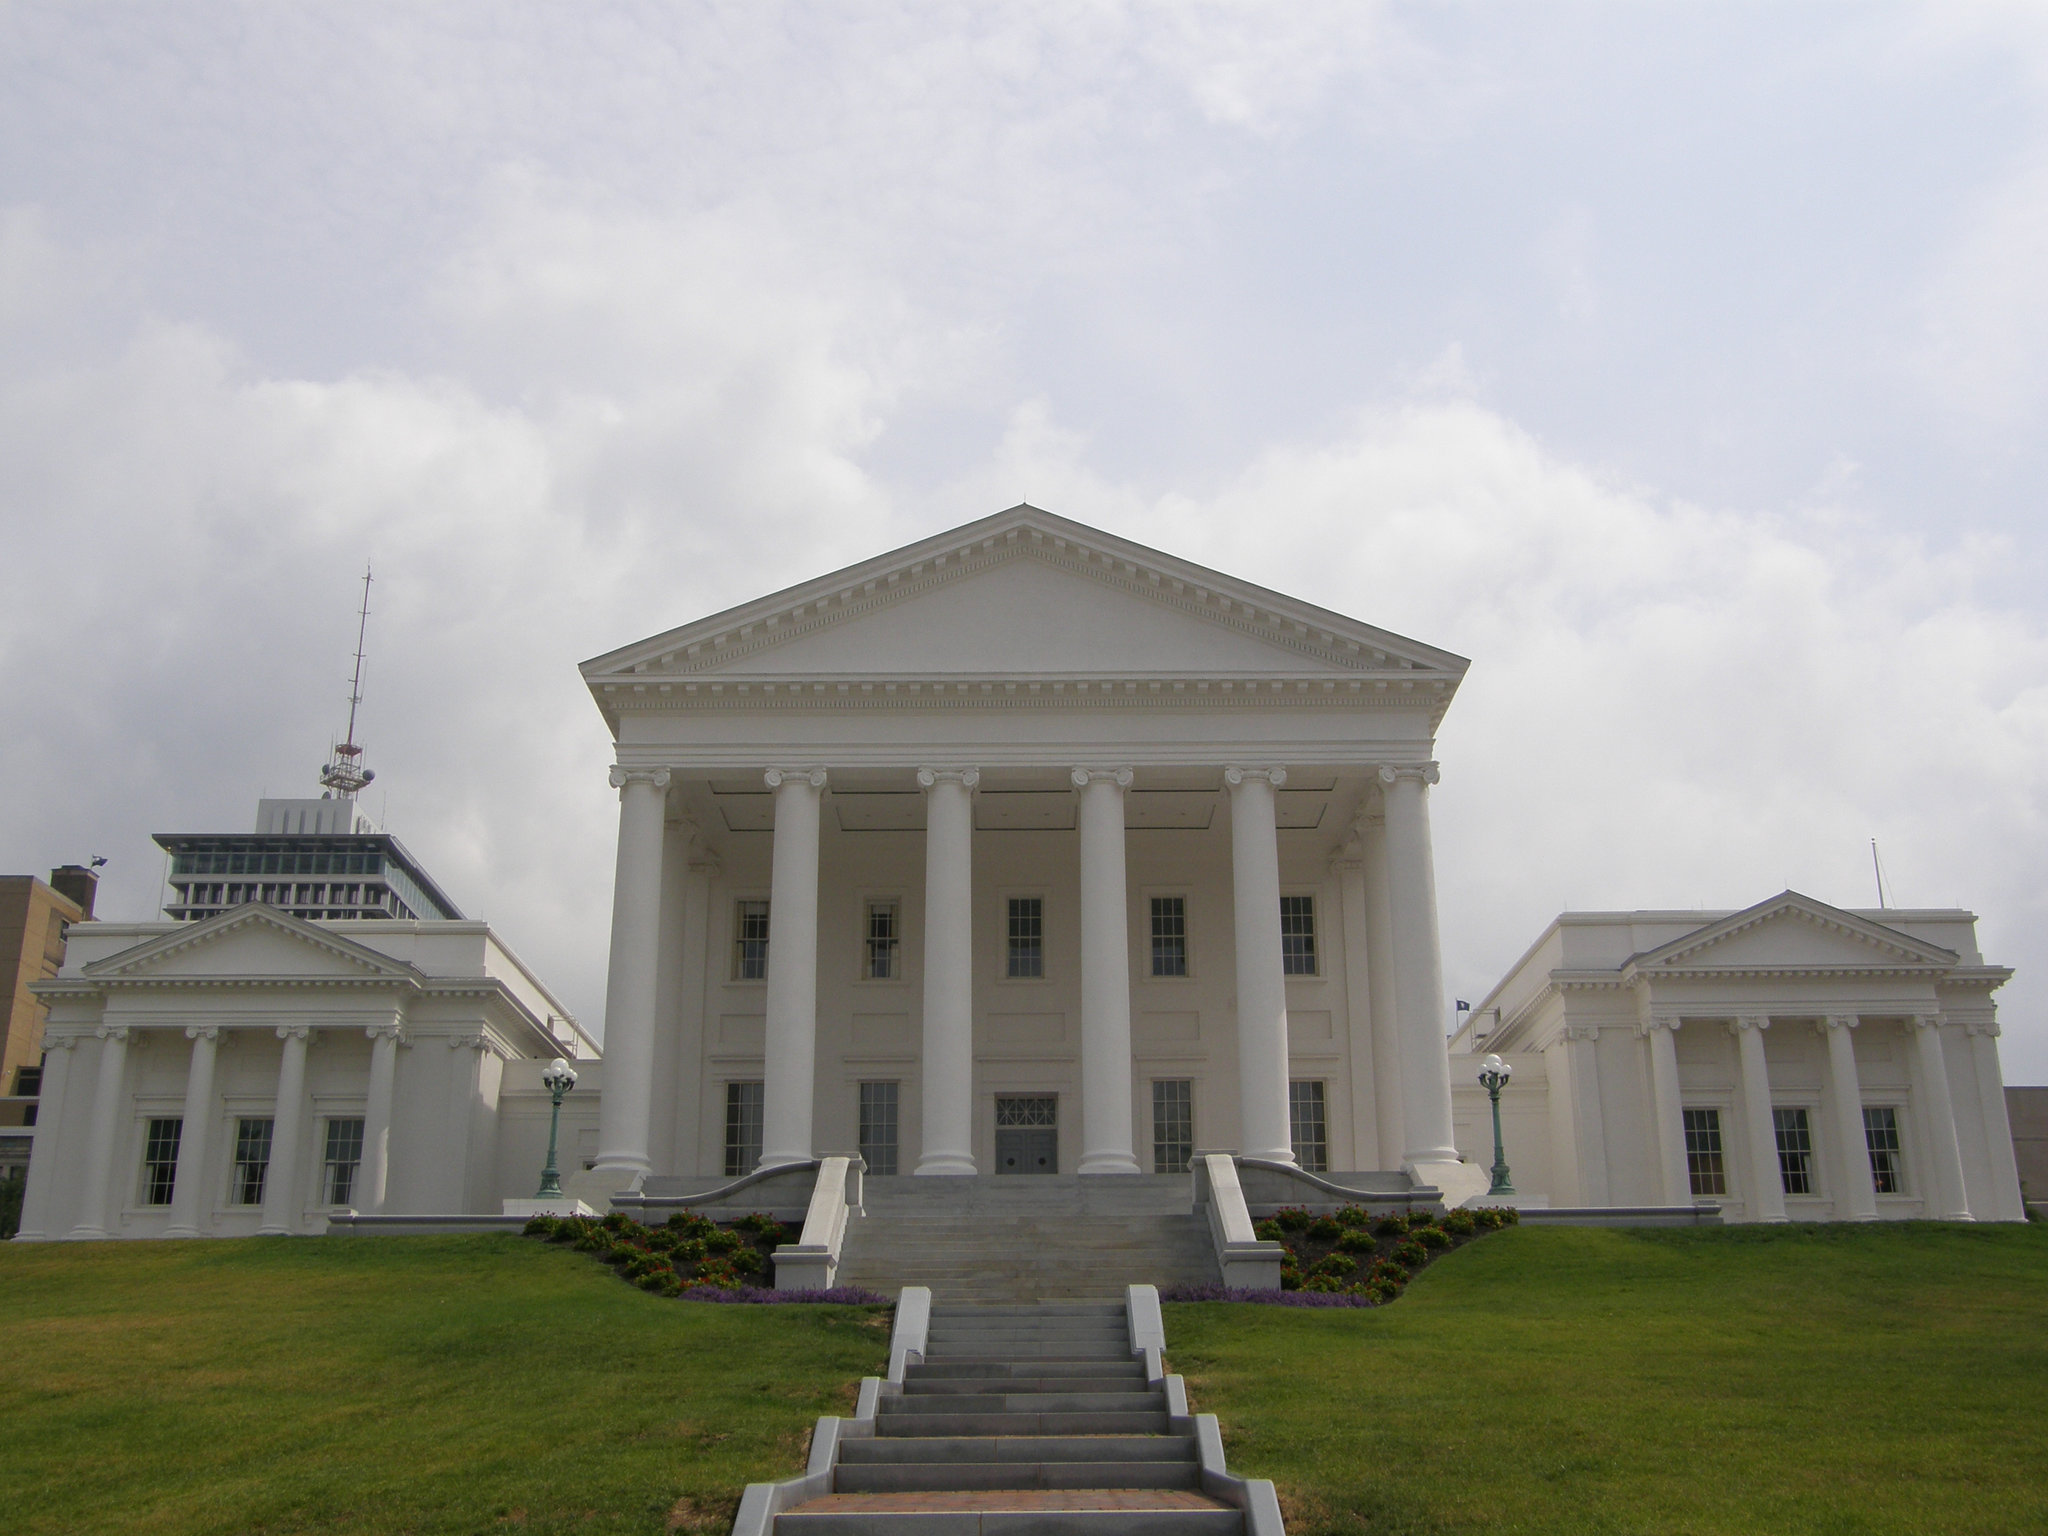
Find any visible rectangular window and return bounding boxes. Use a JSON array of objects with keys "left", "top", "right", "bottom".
[
  {"left": 1152, "top": 1079, "right": 1193, "bottom": 1174},
  {"left": 724, "top": 1081, "right": 765, "bottom": 1177},
  {"left": 322, "top": 1117, "right": 365, "bottom": 1206},
  {"left": 1683, "top": 1107, "right": 1727, "bottom": 1196},
  {"left": 1007, "top": 897, "right": 1044, "bottom": 979},
  {"left": 143, "top": 1117, "right": 182, "bottom": 1205},
  {"left": 859, "top": 1081, "right": 900, "bottom": 1176},
  {"left": 1280, "top": 895, "right": 1317, "bottom": 976},
  {"left": 1289, "top": 1080, "right": 1328, "bottom": 1173},
  {"left": 1150, "top": 897, "right": 1188, "bottom": 978},
  {"left": 232, "top": 1117, "right": 274, "bottom": 1206},
  {"left": 1773, "top": 1107, "right": 1814, "bottom": 1196},
  {"left": 734, "top": 900, "right": 770, "bottom": 981},
  {"left": 1864, "top": 1106, "right": 1904, "bottom": 1194},
  {"left": 864, "top": 901, "right": 900, "bottom": 981}
]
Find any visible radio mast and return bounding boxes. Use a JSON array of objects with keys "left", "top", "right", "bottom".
[{"left": 319, "top": 564, "right": 377, "bottom": 799}]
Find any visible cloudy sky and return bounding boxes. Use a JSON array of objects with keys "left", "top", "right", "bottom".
[{"left": 4, "top": 3, "right": 2046, "bottom": 1078}]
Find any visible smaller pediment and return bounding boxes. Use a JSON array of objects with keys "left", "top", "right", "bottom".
[
  {"left": 82, "top": 906, "right": 423, "bottom": 985},
  {"left": 1626, "top": 892, "right": 1958, "bottom": 976}
]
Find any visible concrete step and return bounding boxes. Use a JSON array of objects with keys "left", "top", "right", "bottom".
[
  {"left": 834, "top": 1461, "right": 1203, "bottom": 1494},
  {"left": 923, "top": 1345, "right": 1134, "bottom": 1362},
  {"left": 925, "top": 1328, "right": 1131, "bottom": 1345},
  {"left": 908, "top": 1362, "right": 1146, "bottom": 1381},
  {"left": 776, "top": 1491, "right": 1242, "bottom": 1536},
  {"left": 875, "top": 1410, "right": 1174, "bottom": 1437},
  {"left": 881, "top": 1391, "right": 1164, "bottom": 1416},
  {"left": 905, "top": 1376, "right": 1148, "bottom": 1397},
  {"left": 839, "top": 1436, "right": 1198, "bottom": 1467}
]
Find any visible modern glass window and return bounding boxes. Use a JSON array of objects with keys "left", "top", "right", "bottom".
[
  {"left": 1007, "top": 897, "right": 1044, "bottom": 979},
  {"left": 734, "top": 901, "right": 771, "bottom": 981},
  {"left": 859, "top": 1081, "right": 900, "bottom": 1176},
  {"left": 1683, "top": 1107, "right": 1727, "bottom": 1196},
  {"left": 864, "top": 901, "right": 900, "bottom": 980},
  {"left": 1289, "top": 1080, "right": 1328, "bottom": 1173},
  {"left": 724, "top": 1080, "right": 765, "bottom": 1177},
  {"left": 232, "top": 1117, "right": 274, "bottom": 1205},
  {"left": 142, "top": 1117, "right": 182, "bottom": 1205},
  {"left": 1280, "top": 896, "right": 1317, "bottom": 976},
  {"left": 1863, "top": 1106, "right": 1904, "bottom": 1194},
  {"left": 1773, "top": 1107, "right": 1815, "bottom": 1196},
  {"left": 322, "top": 1117, "right": 365, "bottom": 1206},
  {"left": 1152, "top": 1079, "right": 1194, "bottom": 1174},
  {"left": 1150, "top": 897, "right": 1188, "bottom": 978}
]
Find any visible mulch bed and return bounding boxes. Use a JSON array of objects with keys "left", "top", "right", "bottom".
[
  {"left": 1163, "top": 1205, "right": 1518, "bottom": 1305},
  {"left": 522, "top": 1210, "right": 886, "bottom": 1303}
]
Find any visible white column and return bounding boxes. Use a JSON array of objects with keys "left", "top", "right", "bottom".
[
  {"left": 594, "top": 764, "right": 671, "bottom": 1178},
  {"left": 917, "top": 767, "right": 979, "bottom": 1175},
  {"left": 1966, "top": 1021, "right": 2026, "bottom": 1221},
  {"left": 1822, "top": 1016, "right": 1878, "bottom": 1221},
  {"left": 1361, "top": 810, "right": 1403, "bottom": 1168},
  {"left": 68, "top": 1024, "right": 130, "bottom": 1239},
  {"left": 14, "top": 1034, "right": 78, "bottom": 1241},
  {"left": 1074, "top": 767, "right": 1141, "bottom": 1175},
  {"left": 1910, "top": 1014, "right": 1973, "bottom": 1221},
  {"left": 358, "top": 1023, "right": 402, "bottom": 1213},
  {"left": 1643, "top": 1015, "right": 1690, "bottom": 1206},
  {"left": 760, "top": 766, "right": 826, "bottom": 1168},
  {"left": 1225, "top": 766, "right": 1294, "bottom": 1164},
  {"left": 1732, "top": 1017, "right": 1787, "bottom": 1223},
  {"left": 1332, "top": 841, "right": 1377, "bottom": 1170},
  {"left": 260, "top": 1026, "right": 310, "bottom": 1235},
  {"left": 676, "top": 841, "right": 719, "bottom": 1176},
  {"left": 649, "top": 815, "right": 696, "bottom": 1177},
  {"left": 1379, "top": 764, "right": 1457, "bottom": 1165},
  {"left": 164, "top": 1026, "right": 221, "bottom": 1238},
  {"left": 1565, "top": 1025, "right": 1609, "bottom": 1205}
]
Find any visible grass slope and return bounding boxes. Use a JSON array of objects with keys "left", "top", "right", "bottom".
[
  {"left": 0, "top": 1234, "right": 886, "bottom": 1536},
  {"left": 1167, "top": 1221, "right": 2048, "bottom": 1536}
]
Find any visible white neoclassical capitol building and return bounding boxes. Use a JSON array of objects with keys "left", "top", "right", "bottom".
[{"left": 17, "top": 506, "right": 2029, "bottom": 1238}]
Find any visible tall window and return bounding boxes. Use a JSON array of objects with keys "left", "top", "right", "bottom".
[
  {"left": 1289, "top": 1080, "right": 1328, "bottom": 1173},
  {"left": 724, "top": 1081, "right": 765, "bottom": 1177},
  {"left": 1007, "top": 897, "right": 1044, "bottom": 979},
  {"left": 864, "top": 901, "right": 900, "bottom": 980},
  {"left": 1152, "top": 1080, "right": 1193, "bottom": 1174},
  {"left": 232, "top": 1117, "right": 274, "bottom": 1205},
  {"left": 1773, "top": 1107, "right": 1814, "bottom": 1196},
  {"left": 1863, "top": 1106, "right": 1904, "bottom": 1194},
  {"left": 1150, "top": 897, "right": 1188, "bottom": 978},
  {"left": 142, "top": 1117, "right": 182, "bottom": 1205},
  {"left": 734, "top": 901, "right": 770, "bottom": 981},
  {"left": 1280, "top": 896, "right": 1317, "bottom": 975},
  {"left": 1683, "top": 1108, "right": 1727, "bottom": 1196},
  {"left": 323, "top": 1117, "right": 365, "bottom": 1206},
  {"left": 859, "top": 1081, "right": 899, "bottom": 1175}
]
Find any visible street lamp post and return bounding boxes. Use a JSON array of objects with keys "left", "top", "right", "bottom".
[
  {"left": 536, "top": 1057, "right": 578, "bottom": 1199},
  {"left": 1477, "top": 1053, "right": 1516, "bottom": 1198}
]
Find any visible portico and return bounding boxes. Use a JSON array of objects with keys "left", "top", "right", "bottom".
[{"left": 581, "top": 506, "right": 1477, "bottom": 1195}]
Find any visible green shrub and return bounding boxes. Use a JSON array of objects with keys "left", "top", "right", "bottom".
[
  {"left": 1373, "top": 1215, "right": 1407, "bottom": 1238},
  {"left": 670, "top": 1237, "right": 708, "bottom": 1262},
  {"left": 1392, "top": 1239, "right": 1428, "bottom": 1267},
  {"left": 703, "top": 1228, "right": 742, "bottom": 1254},
  {"left": 1309, "top": 1253, "right": 1358, "bottom": 1279},
  {"left": 1301, "top": 1275, "right": 1344, "bottom": 1293},
  {"left": 1442, "top": 1209, "right": 1477, "bottom": 1237},
  {"left": 599, "top": 1211, "right": 633, "bottom": 1234},
  {"left": 1334, "top": 1204, "right": 1371, "bottom": 1228},
  {"left": 1416, "top": 1225, "right": 1452, "bottom": 1251},
  {"left": 1305, "top": 1216, "right": 1342, "bottom": 1242},
  {"left": 522, "top": 1217, "right": 557, "bottom": 1239},
  {"left": 1252, "top": 1218, "right": 1283, "bottom": 1241},
  {"left": 1374, "top": 1260, "right": 1410, "bottom": 1286},
  {"left": 731, "top": 1248, "right": 764, "bottom": 1276},
  {"left": 1273, "top": 1207, "right": 1312, "bottom": 1232},
  {"left": 666, "top": 1211, "right": 717, "bottom": 1236},
  {"left": 1335, "top": 1229, "right": 1376, "bottom": 1255},
  {"left": 1365, "top": 1279, "right": 1400, "bottom": 1304}
]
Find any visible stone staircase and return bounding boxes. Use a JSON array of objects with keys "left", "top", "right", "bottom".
[
  {"left": 835, "top": 1177, "right": 1221, "bottom": 1302},
  {"left": 776, "top": 1301, "right": 1242, "bottom": 1535}
]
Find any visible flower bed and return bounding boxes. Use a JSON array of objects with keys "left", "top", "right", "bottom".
[
  {"left": 522, "top": 1210, "right": 887, "bottom": 1303},
  {"left": 1162, "top": 1205, "right": 1518, "bottom": 1305}
]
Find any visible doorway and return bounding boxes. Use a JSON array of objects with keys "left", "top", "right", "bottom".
[{"left": 994, "top": 1094, "right": 1058, "bottom": 1174}]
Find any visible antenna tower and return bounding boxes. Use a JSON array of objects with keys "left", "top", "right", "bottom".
[{"left": 320, "top": 564, "right": 378, "bottom": 799}]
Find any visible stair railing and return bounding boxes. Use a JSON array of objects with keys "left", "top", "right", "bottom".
[{"left": 770, "top": 1152, "right": 866, "bottom": 1291}]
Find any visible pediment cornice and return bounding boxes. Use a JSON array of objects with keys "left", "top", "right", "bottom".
[
  {"left": 1619, "top": 891, "right": 1959, "bottom": 984},
  {"left": 73, "top": 905, "right": 428, "bottom": 988}
]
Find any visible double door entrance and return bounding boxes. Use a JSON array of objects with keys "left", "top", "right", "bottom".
[{"left": 994, "top": 1095, "right": 1058, "bottom": 1174}]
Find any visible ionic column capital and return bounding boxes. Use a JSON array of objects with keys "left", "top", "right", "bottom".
[
  {"left": 1821, "top": 1014, "right": 1860, "bottom": 1032},
  {"left": 1377, "top": 762, "right": 1441, "bottom": 787},
  {"left": 1911, "top": 1012, "right": 1946, "bottom": 1031},
  {"left": 919, "top": 767, "right": 982, "bottom": 789},
  {"left": 42, "top": 1032, "right": 82, "bottom": 1051},
  {"left": 1729, "top": 1016, "right": 1770, "bottom": 1035},
  {"left": 276, "top": 1025, "right": 310, "bottom": 1042},
  {"left": 365, "top": 1023, "right": 406, "bottom": 1045},
  {"left": 94, "top": 1024, "right": 129, "bottom": 1043},
  {"left": 1070, "top": 767, "right": 1132, "bottom": 789},
  {"left": 1223, "top": 765, "right": 1286, "bottom": 789},
  {"left": 608, "top": 765, "right": 672, "bottom": 790},
  {"left": 1965, "top": 1020, "right": 2002, "bottom": 1038},
  {"left": 763, "top": 766, "right": 828, "bottom": 790},
  {"left": 184, "top": 1024, "right": 221, "bottom": 1042},
  {"left": 1639, "top": 1013, "right": 1683, "bottom": 1037}
]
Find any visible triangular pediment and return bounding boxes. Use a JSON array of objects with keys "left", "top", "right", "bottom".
[
  {"left": 83, "top": 906, "right": 423, "bottom": 984},
  {"left": 582, "top": 505, "right": 1467, "bottom": 690},
  {"left": 1628, "top": 892, "right": 1958, "bottom": 975}
]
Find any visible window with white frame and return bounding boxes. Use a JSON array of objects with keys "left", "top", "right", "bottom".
[
  {"left": 323, "top": 1117, "right": 365, "bottom": 1206},
  {"left": 864, "top": 901, "right": 901, "bottom": 980},
  {"left": 1773, "top": 1107, "right": 1814, "bottom": 1196},
  {"left": 1152, "top": 1079, "right": 1193, "bottom": 1173},
  {"left": 734, "top": 900, "right": 770, "bottom": 981},
  {"left": 724, "top": 1080, "right": 764, "bottom": 1177},
  {"left": 232, "top": 1116, "right": 274, "bottom": 1205},
  {"left": 1289, "top": 1080, "right": 1328, "bottom": 1173},
  {"left": 1863, "top": 1106, "right": 1904, "bottom": 1194},
  {"left": 1683, "top": 1107, "right": 1727, "bottom": 1196},
  {"left": 859, "top": 1081, "right": 899, "bottom": 1175},
  {"left": 1007, "top": 897, "right": 1044, "bottom": 979},
  {"left": 1280, "top": 896, "right": 1317, "bottom": 976},
  {"left": 142, "top": 1117, "right": 182, "bottom": 1205},
  {"left": 1150, "top": 897, "right": 1188, "bottom": 978}
]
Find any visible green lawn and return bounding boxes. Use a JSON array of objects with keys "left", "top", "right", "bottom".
[
  {"left": 0, "top": 1234, "right": 887, "bottom": 1536},
  {"left": 1167, "top": 1221, "right": 2048, "bottom": 1536}
]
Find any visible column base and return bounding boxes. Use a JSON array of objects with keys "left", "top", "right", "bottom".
[
  {"left": 914, "top": 1156, "right": 978, "bottom": 1176},
  {"left": 66, "top": 1227, "right": 110, "bottom": 1241},
  {"left": 161, "top": 1225, "right": 207, "bottom": 1240},
  {"left": 1076, "top": 1152, "right": 1144, "bottom": 1176}
]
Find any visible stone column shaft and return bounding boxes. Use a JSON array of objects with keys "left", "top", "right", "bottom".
[
  {"left": 359, "top": 1025, "right": 401, "bottom": 1213},
  {"left": 1380, "top": 765, "right": 1457, "bottom": 1165},
  {"left": 1966, "top": 1023, "right": 2026, "bottom": 1221},
  {"left": 918, "top": 768, "right": 978, "bottom": 1175},
  {"left": 1361, "top": 812, "right": 1403, "bottom": 1168},
  {"left": 1732, "top": 1018, "right": 1787, "bottom": 1223},
  {"left": 1333, "top": 850, "right": 1376, "bottom": 1171},
  {"left": 1075, "top": 768, "right": 1140, "bottom": 1175},
  {"left": 1911, "top": 1016, "right": 1973, "bottom": 1221},
  {"left": 260, "top": 1027, "right": 310, "bottom": 1235},
  {"left": 15, "top": 1037, "right": 77, "bottom": 1241},
  {"left": 164, "top": 1026, "right": 221, "bottom": 1238},
  {"left": 1226, "top": 767, "right": 1294, "bottom": 1164},
  {"left": 595, "top": 765, "right": 671, "bottom": 1177},
  {"left": 1822, "top": 1017, "right": 1879, "bottom": 1221},
  {"left": 69, "top": 1026, "right": 130, "bottom": 1239},
  {"left": 761, "top": 767, "right": 826, "bottom": 1168},
  {"left": 1645, "top": 1017, "right": 1690, "bottom": 1206}
]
